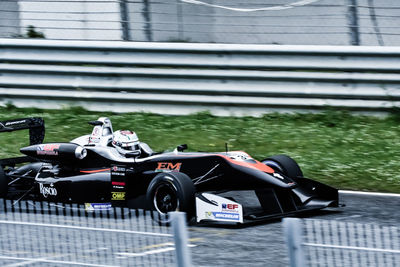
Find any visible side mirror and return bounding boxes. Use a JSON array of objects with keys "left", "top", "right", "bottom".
[
  {"left": 177, "top": 144, "right": 188, "bottom": 152},
  {"left": 125, "top": 151, "right": 141, "bottom": 158}
]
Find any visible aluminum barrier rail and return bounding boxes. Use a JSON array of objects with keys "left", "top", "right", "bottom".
[
  {"left": 0, "top": 199, "right": 192, "bottom": 267},
  {"left": 1, "top": 39, "right": 400, "bottom": 116},
  {"left": 283, "top": 218, "right": 399, "bottom": 267}
]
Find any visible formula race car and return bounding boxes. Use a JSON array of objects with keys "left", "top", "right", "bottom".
[{"left": 0, "top": 117, "right": 339, "bottom": 224}]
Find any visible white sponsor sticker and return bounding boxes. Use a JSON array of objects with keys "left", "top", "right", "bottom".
[
  {"left": 39, "top": 183, "right": 57, "bottom": 198},
  {"left": 196, "top": 193, "right": 243, "bottom": 223}
]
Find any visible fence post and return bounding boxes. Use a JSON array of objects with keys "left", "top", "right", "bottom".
[
  {"left": 119, "top": 0, "right": 131, "bottom": 41},
  {"left": 170, "top": 212, "right": 192, "bottom": 267},
  {"left": 283, "top": 218, "right": 306, "bottom": 267},
  {"left": 347, "top": 0, "right": 360, "bottom": 45}
]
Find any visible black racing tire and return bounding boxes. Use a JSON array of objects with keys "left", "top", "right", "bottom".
[
  {"left": 262, "top": 154, "right": 303, "bottom": 179},
  {"left": 0, "top": 166, "right": 8, "bottom": 198},
  {"left": 146, "top": 172, "right": 195, "bottom": 222}
]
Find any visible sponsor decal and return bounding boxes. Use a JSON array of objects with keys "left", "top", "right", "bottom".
[
  {"left": 120, "top": 130, "right": 133, "bottom": 135},
  {"left": 222, "top": 203, "right": 239, "bottom": 212},
  {"left": 37, "top": 144, "right": 60, "bottom": 156},
  {"left": 89, "top": 127, "right": 101, "bottom": 143},
  {"left": 205, "top": 211, "right": 214, "bottom": 219},
  {"left": 112, "top": 181, "right": 126, "bottom": 186},
  {"left": 112, "top": 166, "right": 126, "bottom": 172},
  {"left": 85, "top": 203, "right": 112, "bottom": 211},
  {"left": 89, "top": 137, "right": 100, "bottom": 143},
  {"left": 112, "top": 181, "right": 126, "bottom": 189},
  {"left": 111, "top": 166, "right": 126, "bottom": 177},
  {"left": 5, "top": 120, "right": 26, "bottom": 126},
  {"left": 111, "top": 172, "right": 125, "bottom": 176},
  {"left": 155, "top": 162, "right": 182, "bottom": 172},
  {"left": 93, "top": 127, "right": 100, "bottom": 136},
  {"left": 111, "top": 192, "right": 125, "bottom": 201},
  {"left": 39, "top": 183, "right": 57, "bottom": 198},
  {"left": 212, "top": 212, "right": 240, "bottom": 221}
]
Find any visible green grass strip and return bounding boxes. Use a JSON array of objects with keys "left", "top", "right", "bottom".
[{"left": 1, "top": 105, "right": 399, "bottom": 193}]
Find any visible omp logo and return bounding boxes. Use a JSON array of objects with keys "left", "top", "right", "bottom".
[
  {"left": 39, "top": 183, "right": 57, "bottom": 198},
  {"left": 155, "top": 162, "right": 182, "bottom": 172},
  {"left": 111, "top": 192, "right": 125, "bottom": 201}
]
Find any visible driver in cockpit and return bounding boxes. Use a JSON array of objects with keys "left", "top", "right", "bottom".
[{"left": 112, "top": 130, "right": 141, "bottom": 157}]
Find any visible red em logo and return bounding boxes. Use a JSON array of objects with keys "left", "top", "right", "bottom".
[{"left": 156, "top": 162, "right": 182, "bottom": 172}]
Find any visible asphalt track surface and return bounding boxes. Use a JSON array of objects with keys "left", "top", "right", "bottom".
[{"left": 0, "top": 191, "right": 398, "bottom": 267}]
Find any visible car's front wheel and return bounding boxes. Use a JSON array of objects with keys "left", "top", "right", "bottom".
[
  {"left": 146, "top": 172, "right": 195, "bottom": 222},
  {"left": 261, "top": 154, "right": 303, "bottom": 180}
]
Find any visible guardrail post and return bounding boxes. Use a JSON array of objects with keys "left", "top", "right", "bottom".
[
  {"left": 170, "top": 212, "right": 192, "bottom": 267},
  {"left": 283, "top": 218, "right": 306, "bottom": 267}
]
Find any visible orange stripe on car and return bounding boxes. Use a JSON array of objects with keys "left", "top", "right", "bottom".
[
  {"left": 217, "top": 154, "right": 275, "bottom": 173},
  {"left": 80, "top": 168, "right": 111, "bottom": 173}
]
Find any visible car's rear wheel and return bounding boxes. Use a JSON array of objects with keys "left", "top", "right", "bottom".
[
  {"left": 262, "top": 155, "right": 303, "bottom": 179},
  {"left": 0, "top": 166, "right": 8, "bottom": 198},
  {"left": 146, "top": 172, "right": 195, "bottom": 223}
]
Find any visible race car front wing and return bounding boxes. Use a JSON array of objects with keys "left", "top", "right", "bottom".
[{"left": 195, "top": 178, "right": 339, "bottom": 224}]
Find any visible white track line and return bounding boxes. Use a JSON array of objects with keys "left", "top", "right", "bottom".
[
  {"left": 339, "top": 190, "right": 400, "bottom": 197},
  {"left": 115, "top": 248, "right": 175, "bottom": 258},
  {"left": 4, "top": 248, "right": 109, "bottom": 267},
  {"left": 303, "top": 243, "right": 400, "bottom": 254},
  {"left": 115, "top": 244, "right": 196, "bottom": 258},
  {"left": 181, "top": 0, "right": 321, "bottom": 12},
  {"left": 0, "top": 220, "right": 172, "bottom": 237},
  {"left": 0, "top": 256, "right": 118, "bottom": 267}
]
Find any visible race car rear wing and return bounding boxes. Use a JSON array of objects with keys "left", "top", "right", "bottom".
[
  {"left": 0, "top": 118, "right": 45, "bottom": 167},
  {"left": 0, "top": 117, "right": 45, "bottom": 145}
]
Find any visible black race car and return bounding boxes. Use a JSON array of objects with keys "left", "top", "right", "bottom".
[{"left": 0, "top": 117, "right": 339, "bottom": 224}]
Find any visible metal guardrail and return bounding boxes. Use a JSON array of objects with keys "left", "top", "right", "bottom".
[
  {"left": 1, "top": 39, "right": 400, "bottom": 116},
  {"left": 0, "top": 199, "right": 192, "bottom": 267},
  {"left": 283, "top": 218, "right": 400, "bottom": 267}
]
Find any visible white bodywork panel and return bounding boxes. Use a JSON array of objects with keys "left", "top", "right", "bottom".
[{"left": 196, "top": 193, "right": 243, "bottom": 223}]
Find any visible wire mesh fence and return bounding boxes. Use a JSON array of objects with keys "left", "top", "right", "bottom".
[
  {"left": 284, "top": 218, "right": 400, "bottom": 267},
  {"left": 0, "top": 198, "right": 182, "bottom": 267},
  {"left": 0, "top": 0, "right": 400, "bottom": 45}
]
